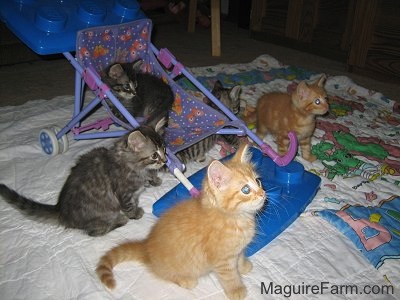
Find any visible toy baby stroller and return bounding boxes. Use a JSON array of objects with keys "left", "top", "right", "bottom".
[{"left": 39, "top": 18, "right": 298, "bottom": 196}]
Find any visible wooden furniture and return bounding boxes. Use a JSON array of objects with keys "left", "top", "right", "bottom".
[
  {"left": 188, "top": 0, "right": 221, "bottom": 56},
  {"left": 250, "top": 0, "right": 400, "bottom": 82}
]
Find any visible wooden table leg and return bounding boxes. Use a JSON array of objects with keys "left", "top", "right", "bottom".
[
  {"left": 187, "top": 0, "right": 221, "bottom": 56},
  {"left": 211, "top": 0, "right": 221, "bottom": 56},
  {"left": 187, "top": 0, "right": 197, "bottom": 33}
]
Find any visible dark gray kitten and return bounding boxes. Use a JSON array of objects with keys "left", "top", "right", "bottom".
[
  {"left": 102, "top": 60, "right": 174, "bottom": 130},
  {"left": 176, "top": 80, "right": 242, "bottom": 164},
  {"left": 0, "top": 119, "right": 167, "bottom": 236}
]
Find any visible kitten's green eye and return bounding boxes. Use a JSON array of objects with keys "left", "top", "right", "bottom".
[
  {"left": 151, "top": 153, "right": 159, "bottom": 160},
  {"left": 256, "top": 178, "right": 262, "bottom": 187},
  {"left": 241, "top": 184, "right": 251, "bottom": 194},
  {"left": 314, "top": 99, "right": 321, "bottom": 105}
]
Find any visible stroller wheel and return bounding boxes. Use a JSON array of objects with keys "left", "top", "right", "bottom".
[
  {"left": 39, "top": 126, "right": 69, "bottom": 156},
  {"left": 53, "top": 126, "right": 69, "bottom": 154}
]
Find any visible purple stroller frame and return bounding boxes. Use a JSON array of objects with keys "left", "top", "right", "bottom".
[{"left": 41, "top": 19, "right": 298, "bottom": 196}]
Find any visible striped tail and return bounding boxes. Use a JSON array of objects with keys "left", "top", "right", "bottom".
[
  {"left": 0, "top": 183, "right": 59, "bottom": 220},
  {"left": 176, "top": 135, "right": 218, "bottom": 164},
  {"left": 96, "top": 241, "right": 147, "bottom": 289}
]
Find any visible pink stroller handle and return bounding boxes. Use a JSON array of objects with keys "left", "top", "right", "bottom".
[{"left": 260, "top": 131, "right": 298, "bottom": 166}]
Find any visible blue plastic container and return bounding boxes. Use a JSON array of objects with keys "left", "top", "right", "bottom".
[
  {"left": 153, "top": 147, "right": 321, "bottom": 256},
  {"left": 0, "top": 0, "right": 146, "bottom": 55}
]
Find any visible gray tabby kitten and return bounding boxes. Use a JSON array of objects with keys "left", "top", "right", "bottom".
[
  {"left": 0, "top": 119, "right": 167, "bottom": 236},
  {"left": 176, "top": 80, "right": 242, "bottom": 163},
  {"left": 102, "top": 60, "right": 174, "bottom": 131}
]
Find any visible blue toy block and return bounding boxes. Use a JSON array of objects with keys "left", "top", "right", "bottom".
[
  {"left": 0, "top": 0, "right": 146, "bottom": 55},
  {"left": 153, "top": 147, "right": 321, "bottom": 256}
]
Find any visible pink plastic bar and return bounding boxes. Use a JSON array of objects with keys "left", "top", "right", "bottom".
[
  {"left": 157, "top": 48, "right": 175, "bottom": 69},
  {"left": 260, "top": 131, "right": 298, "bottom": 166},
  {"left": 172, "top": 62, "right": 184, "bottom": 76},
  {"left": 71, "top": 118, "right": 114, "bottom": 134},
  {"left": 189, "top": 187, "right": 201, "bottom": 198}
]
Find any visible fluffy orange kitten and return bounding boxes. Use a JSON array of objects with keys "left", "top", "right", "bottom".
[
  {"left": 96, "top": 144, "right": 266, "bottom": 300},
  {"left": 256, "top": 75, "right": 329, "bottom": 162}
]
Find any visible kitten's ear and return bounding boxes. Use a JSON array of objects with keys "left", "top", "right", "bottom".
[
  {"left": 154, "top": 117, "right": 167, "bottom": 134},
  {"left": 127, "top": 131, "right": 147, "bottom": 151},
  {"left": 203, "top": 96, "right": 212, "bottom": 106},
  {"left": 131, "top": 59, "right": 144, "bottom": 71},
  {"left": 232, "top": 143, "right": 252, "bottom": 164},
  {"left": 213, "top": 80, "right": 224, "bottom": 90},
  {"left": 211, "top": 80, "right": 224, "bottom": 98},
  {"left": 314, "top": 74, "right": 327, "bottom": 88},
  {"left": 296, "top": 81, "right": 311, "bottom": 99},
  {"left": 109, "top": 64, "right": 125, "bottom": 79},
  {"left": 229, "top": 85, "right": 241, "bottom": 100},
  {"left": 207, "top": 160, "right": 232, "bottom": 190}
]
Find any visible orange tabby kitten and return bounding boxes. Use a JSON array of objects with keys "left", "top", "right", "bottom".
[
  {"left": 256, "top": 75, "right": 329, "bottom": 162},
  {"left": 96, "top": 144, "right": 266, "bottom": 300}
]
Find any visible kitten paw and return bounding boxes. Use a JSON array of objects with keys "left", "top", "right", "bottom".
[
  {"left": 238, "top": 259, "right": 252, "bottom": 274},
  {"left": 149, "top": 176, "right": 162, "bottom": 187},
  {"left": 126, "top": 207, "right": 144, "bottom": 219},
  {"left": 87, "top": 229, "right": 108, "bottom": 237},
  {"left": 225, "top": 285, "right": 247, "bottom": 300},
  {"left": 86, "top": 216, "right": 129, "bottom": 236},
  {"left": 175, "top": 278, "right": 198, "bottom": 289},
  {"left": 197, "top": 155, "right": 206, "bottom": 163}
]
